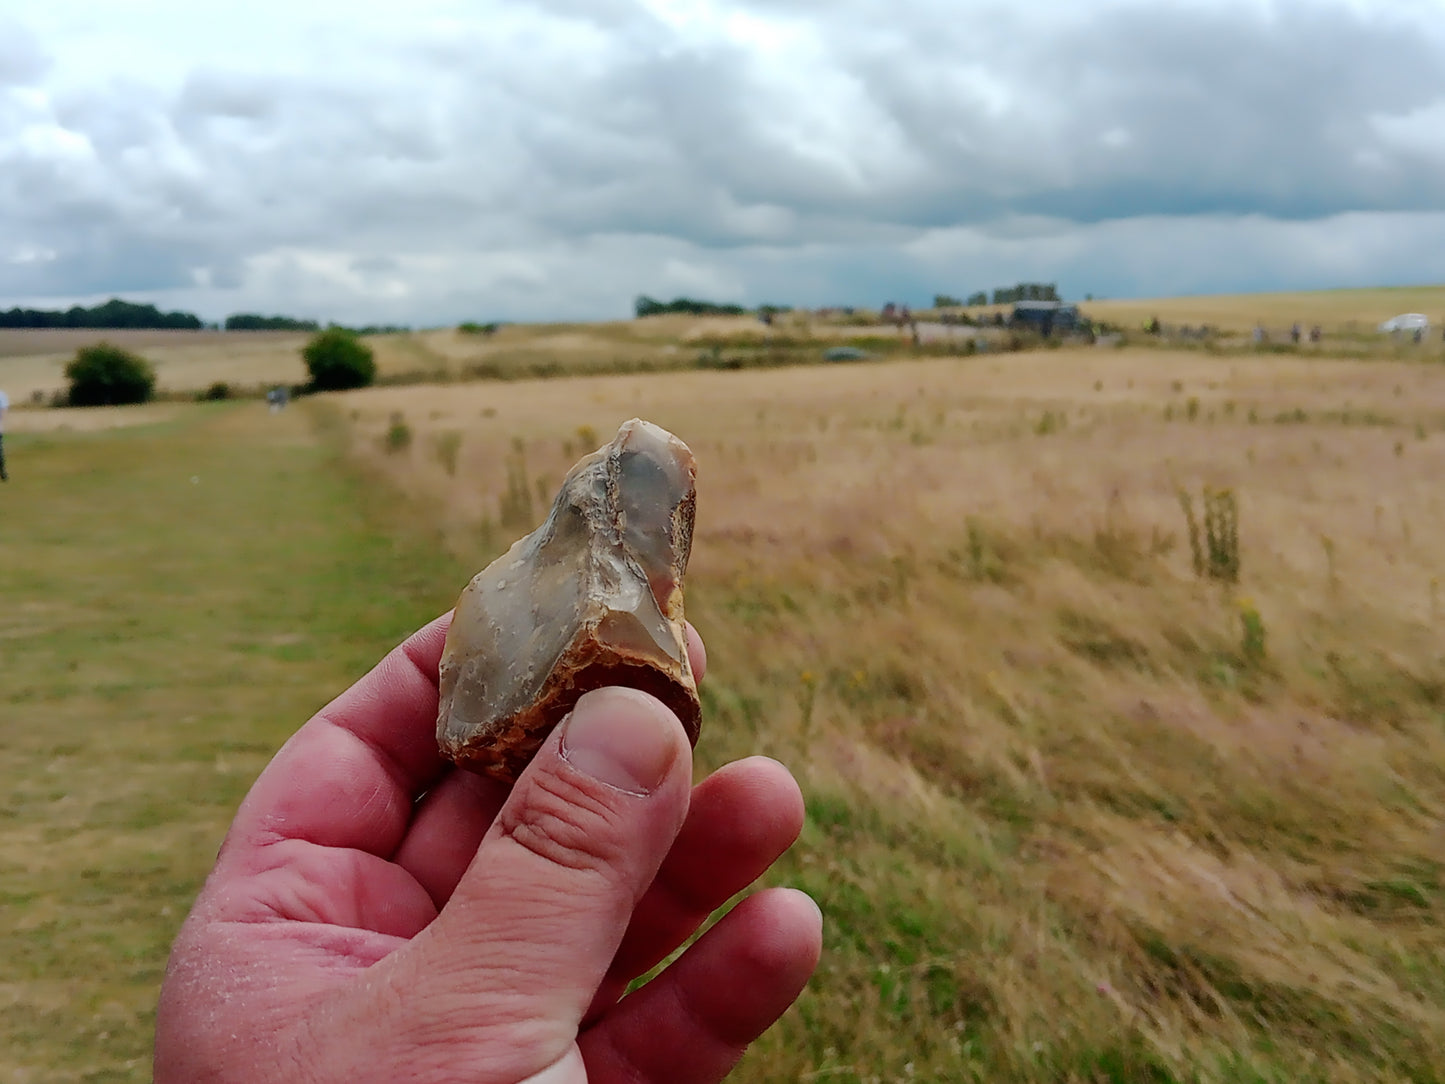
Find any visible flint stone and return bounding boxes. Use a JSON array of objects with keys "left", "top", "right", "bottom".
[{"left": 437, "top": 418, "right": 700, "bottom": 781}]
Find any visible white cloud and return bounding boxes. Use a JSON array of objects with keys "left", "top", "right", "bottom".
[
  {"left": 1372, "top": 100, "right": 1445, "bottom": 164},
  {"left": 2, "top": 0, "right": 1445, "bottom": 322}
]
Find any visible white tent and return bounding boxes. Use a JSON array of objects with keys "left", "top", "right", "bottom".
[{"left": 1378, "top": 313, "right": 1430, "bottom": 332}]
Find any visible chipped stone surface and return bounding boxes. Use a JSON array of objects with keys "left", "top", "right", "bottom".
[{"left": 437, "top": 419, "right": 700, "bottom": 781}]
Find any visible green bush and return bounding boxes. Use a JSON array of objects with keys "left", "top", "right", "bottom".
[
  {"left": 383, "top": 412, "right": 412, "bottom": 454},
  {"left": 64, "top": 343, "right": 156, "bottom": 406},
  {"left": 302, "top": 328, "right": 376, "bottom": 391},
  {"left": 199, "top": 381, "right": 231, "bottom": 401}
]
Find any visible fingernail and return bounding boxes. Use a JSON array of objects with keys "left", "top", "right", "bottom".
[{"left": 560, "top": 687, "right": 680, "bottom": 795}]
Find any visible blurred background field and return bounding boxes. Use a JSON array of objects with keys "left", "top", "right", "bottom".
[
  {"left": 5, "top": 283, "right": 1443, "bottom": 407},
  {"left": 1078, "top": 285, "right": 1445, "bottom": 335},
  {"left": 340, "top": 347, "right": 1445, "bottom": 1081},
  {"left": 3, "top": 322, "right": 1445, "bottom": 1081}
]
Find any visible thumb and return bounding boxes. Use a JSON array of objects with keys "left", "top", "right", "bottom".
[{"left": 387, "top": 687, "right": 694, "bottom": 1067}]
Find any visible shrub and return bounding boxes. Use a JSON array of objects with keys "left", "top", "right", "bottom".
[
  {"left": 200, "top": 381, "right": 231, "bottom": 401},
  {"left": 302, "top": 328, "right": 376, "bottom": 391},
  {"left": 1178, "top": 485, "right": 1240, "bottom": 582},
  {"left": 383, "top": 412, "right": 412, "bottom": 454},
  {"left": 65, "top": 343, "right": 156, "bottom": 406}
]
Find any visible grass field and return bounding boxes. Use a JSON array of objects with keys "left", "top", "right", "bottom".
[
  {"left": 1078, "top": 285, "right": 1445, "bottom": 336},
  {"left": 0, "top": 403, "right": 468, "bottom": 1082},
  {"left": 0, "top": 318, "right": 811, "bottom": 404},
  {"left": 4, "top": 333, "right": 1445, "bottom": 1081},
  {"left": 3, "top": 285, "right": 1442, "bottom": 406},
  {"left": 342, "top": 348, "right": 1445, "bottom": 1081},
  {"left": 0, "top": 330, "right": 311, "bottom": 405}
]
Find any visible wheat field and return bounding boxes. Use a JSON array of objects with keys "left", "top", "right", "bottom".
[
  {"left": 1080, "top": 285, "right": 1445, "bottom": 336},
  {"left": 331, "top": 346, "right": 1445, "bottom": 1081}
]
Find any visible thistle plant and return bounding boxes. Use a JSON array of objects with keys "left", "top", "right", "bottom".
[{"left": 1178, "top": 485, "right": 1240, "bottom": 583}]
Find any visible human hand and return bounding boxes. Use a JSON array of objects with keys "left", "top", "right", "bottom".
[{"left": 154, "top": 613, "right": 821, "bottom": 1083}]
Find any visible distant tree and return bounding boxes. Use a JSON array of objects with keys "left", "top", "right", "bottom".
[
  {"left": 328, "top": 323, "right": 411, "bottom": 336},
  {"left": 0, "top": 298, "right": 202, "bottom": 330},
  {"left": 634, "top": 295, "right": 748, "bottom": 318},
  {"left": 302, "top": 328, "right": 376, "bottom": 391},
  {"left": 458, "top": 321, "right": 500, "bottom": 335},
  {"left": 933, "top": 294, "right": 962, "bottom": 308},
  {"left": 966, "top": 291, "right": 989, "bottom": 307},
  {"left": 65, "top": 343, "right": 156, "bottom": 406},
  {"left": 989, "top": 282, "right": 1059, "bottom": 305},
  {"left": 225, "top": 313, "right": 321, "bottom": 331}
]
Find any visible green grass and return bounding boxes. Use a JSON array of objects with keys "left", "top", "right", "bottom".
[{"left": 0, "top": 403, "right": 467, "bottom": 1082}]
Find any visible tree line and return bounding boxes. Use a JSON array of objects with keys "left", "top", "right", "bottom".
[
  {"left": 634, "top": 296, "right": 749, "bottom": 318},
  {"left": 0, "top": 298, "right": 203, "bottom": 329},
  {"left": 224, "top": 314, "right": 320, "bottom": 331},
  {"left": 0, "top": 297, "right": 408, "bottom": 334},
  {"left": 933, "top": 283, "right": 1061, "bottom": 308}
]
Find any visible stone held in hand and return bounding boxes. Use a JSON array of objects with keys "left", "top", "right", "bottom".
[{"left": 437, "top": 418, "right": 700, "bottom": 781}]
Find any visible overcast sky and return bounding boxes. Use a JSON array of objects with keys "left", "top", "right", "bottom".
[{"left": 3, "top": 0, "right": 1445, "bottom": 324}]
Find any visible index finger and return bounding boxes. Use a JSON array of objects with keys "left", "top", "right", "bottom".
[
  {"left": 220, "top": 612, "right": 454, "bottom": 870},
  {"left": 218, "top": 615, "right": 709, "bottom": 872}
]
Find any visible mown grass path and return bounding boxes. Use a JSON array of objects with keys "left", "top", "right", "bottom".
[{"left": 0, "top": 403, "right": 464, "bottom": 1082}]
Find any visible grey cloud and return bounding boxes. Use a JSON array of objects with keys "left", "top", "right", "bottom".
[
  {"left": 350, "top": 254, "right": 399, "bottom": 273},
  {"left": 5, "top": 0, "right": 1445, "bottom": 322},
  {"left": 176, "top": 70, "right": 277, "bottom": 122},
  {"left": 0, "top": 230, "right": 219, "bottom": 298},
  {"left": 784, "top": 1, "right": 1445, "bottom": 229},
  {"left": 0, "top": 20, "right": 49, "bottom": 87}
]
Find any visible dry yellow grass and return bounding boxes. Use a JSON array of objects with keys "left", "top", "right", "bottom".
[
  {"left": 1080, "top": 285, "right": 1445, "bottom": 336},
  {"left": 0, "top": 317, "right": 835, "bottom": 405},
  {"left": 334, "top": 347, "right": 1445, "bottom": 1081},
  {"left": 0, "top": 329, "right": 311, "bottom": 403},
  {"left": 364, "top": 313, "right": 889, "bottom": 382},
  {"left": 4, "top": 285, "right": 1441, "bottom": 408},
  {"left": 5, "top": 403, "right": 187, "bottom": 434}
]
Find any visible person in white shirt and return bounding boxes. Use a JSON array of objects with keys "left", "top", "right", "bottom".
[{"left": 0, "top": 387, "right": 9, "bottom": 481}]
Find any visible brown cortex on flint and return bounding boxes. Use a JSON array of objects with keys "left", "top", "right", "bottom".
[{"left": 436, "top": 419, "right": 700, "bottom": 783}]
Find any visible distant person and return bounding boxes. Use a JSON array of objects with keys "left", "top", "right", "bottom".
[
  {"left": 1309, "top": 325, "right": 1322, "bottom": 343},
  {"left": 1290, "top": 322, "right": 1301, "bottom": 344},
  {"left": 1253, "top": 324, "right": 1266, "bottom": 345},
  {"left": 0, "top": 386, "right": 9, "bottom": 481},
  {"left": 267, "top": 386, "right": 289, "bottom": 413}
]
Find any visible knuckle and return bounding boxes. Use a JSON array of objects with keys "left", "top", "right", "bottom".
[{"left": 496, "top": 768, "right": 629, "bottom": 879}]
